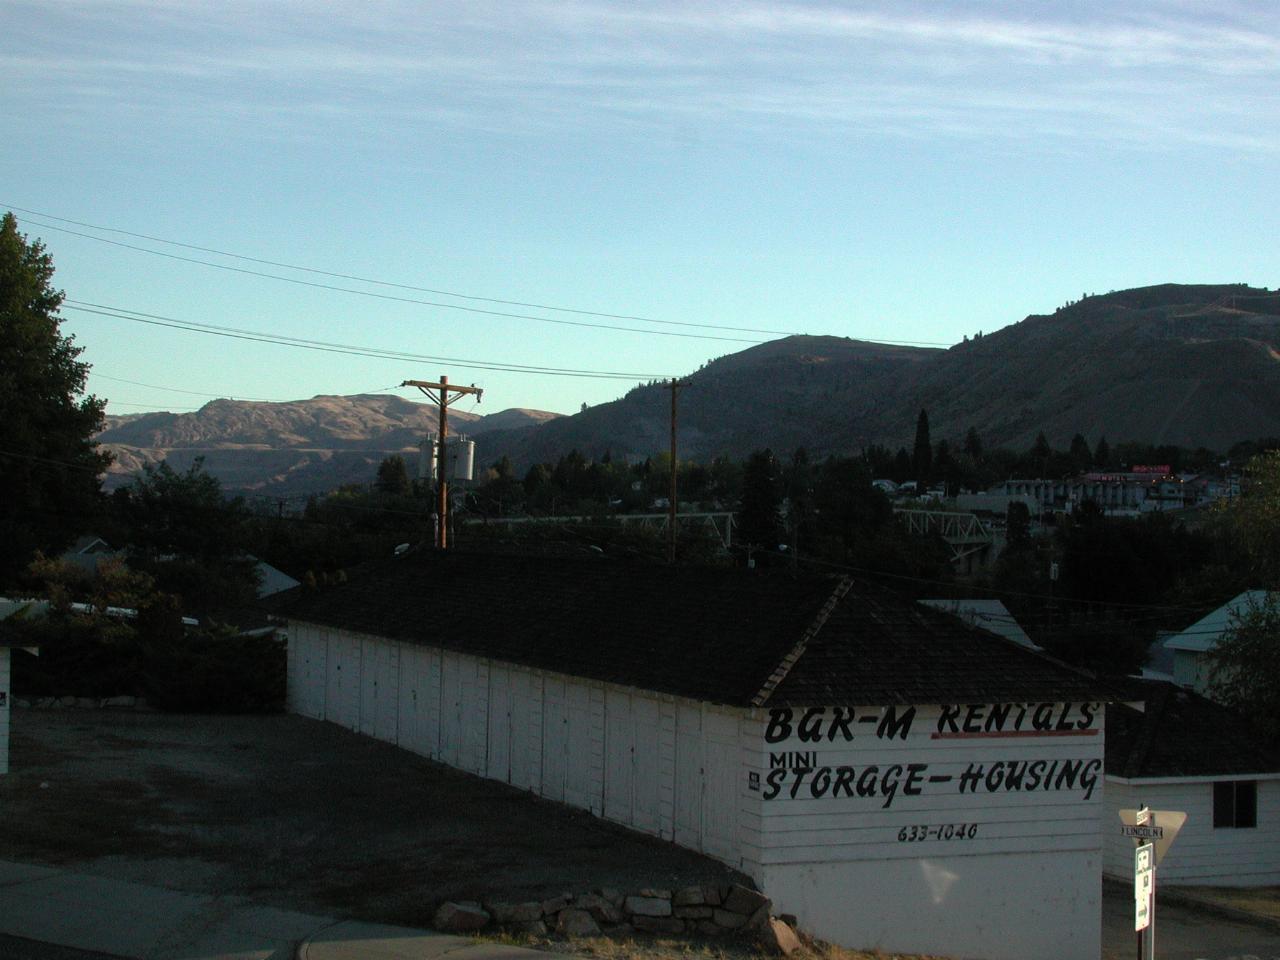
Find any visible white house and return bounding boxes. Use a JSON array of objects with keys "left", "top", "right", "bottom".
[
  {"left": 1104, "top": 680, "right": 1280, "bottom": 886},
  {"left": 273, "top": 551, "right": 1108, "bottom": 960},
  {"left": 1164, "top": 590, "right": 1269, "bottom": 696}
]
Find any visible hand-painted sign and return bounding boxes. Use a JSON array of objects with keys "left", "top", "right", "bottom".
[{"left": 761, "top": 703, "right": 1103, "bottom": 807}]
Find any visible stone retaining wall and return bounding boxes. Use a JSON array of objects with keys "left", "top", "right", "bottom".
[{"left": 434, "top": 882, "right": 801, "bottom": 954}]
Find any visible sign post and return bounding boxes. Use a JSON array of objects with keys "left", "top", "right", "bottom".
[{"left": 1119, "top": 806, "right": 1187, "bottom": 960}]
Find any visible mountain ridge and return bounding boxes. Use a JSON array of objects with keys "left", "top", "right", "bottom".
[{"left": 98, "top": 283, "right": 1280, "bottom": 493}]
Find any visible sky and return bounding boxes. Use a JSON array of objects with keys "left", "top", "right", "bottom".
[{"left": 2, "top": 1, "right": 1277, "bottom": 417}]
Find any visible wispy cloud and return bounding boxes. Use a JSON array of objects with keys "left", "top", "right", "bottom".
[{"left": 3, "top": 0, "right": 1278, "bottom": 153}]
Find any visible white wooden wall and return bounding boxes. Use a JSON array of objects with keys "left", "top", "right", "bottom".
[
  {"left": 743, "top": 701, "right": 1106, "bottom": 960},
  {"left": 1103, "top": 777, "right": 1280, "bottom": 885},
  {"left": 0, "top": 649, "right": 10, "bottom": 775},
  {"left": 286, "top": 622, "right": 745, "bottom": 863}
]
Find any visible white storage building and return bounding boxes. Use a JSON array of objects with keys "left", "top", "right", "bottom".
[{"left": 275, "top": 551, "right": 1108, "bottom": 960}]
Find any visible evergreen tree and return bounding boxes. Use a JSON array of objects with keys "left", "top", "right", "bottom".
[
  {"left": 963, "top": 426, "right": 984, "bottom": 462},
  {"left": 738, "top": 449, "right": 783, "bottom": 551},
  {"left": 912, "top": 409, "right": 932, "bottom": 484},
  {"left": 1069, "top": 434, "right": 1093, "bottom": 471},
  {"left": 0, "top": 213, "right": 109, "bottom": 583},
  {"left": 1094, "top": 436, "right": 1111, "bottom": 469},
  {"left": 375, "top": 455, "right": 411, "bottom": 496}
]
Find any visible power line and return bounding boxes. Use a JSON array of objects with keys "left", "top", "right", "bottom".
[
  {"left": 26, "top": 219, "right": 762, "bottom": 345},
  {"left": 7, "top": 203, "right": 953, "bottom": 347},
  {"left": 91, "top": 373, "right": 294, "bottom": 403},
  {"left": 62, "top": 301, "right": 674, "bottom": 381}
]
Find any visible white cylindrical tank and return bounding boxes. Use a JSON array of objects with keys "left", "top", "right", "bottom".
[
  {"left": 418, "top": 436, "right": 437, "bottom": 480},
  {"left": 448, "top": 437, "right": 475, "bottom": 481}
]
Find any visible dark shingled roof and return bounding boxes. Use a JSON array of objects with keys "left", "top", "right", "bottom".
[
  {"left": 1106, "top": 679, "right": 1280, "bottom": 779},
  {"left": 268, "top": 551, "right": 1106, "bottom": 708}
]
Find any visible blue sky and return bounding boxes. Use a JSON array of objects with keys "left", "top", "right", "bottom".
[{"left": 2, "top": 1, "right": 1277, "bottom": 417}]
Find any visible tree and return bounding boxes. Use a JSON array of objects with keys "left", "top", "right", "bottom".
[
  {"left": 1219, "top": 450, "right": 1280, "bottom": 583},
  {"left": 738, "top": 449, "right": 783, "bottom": 552},
  {"left": 963, "top": 426, "right": 984, "bottom": 462},
  {"left": 375, "top": 455, "right": 411, "bottom": 496},
  {"left": 117, "top": 458, "right": 258, "bottom": 615},
  {"left": 0, "top": 212, "right": 109, "bottom": 583},
  {"left": 1208, "top": 593, "right": 1280, "bottom": 743},
  {"left": 1069, "top": 434, "right": 1092, "bottom": 471},
  {"left": 1094, "top": 436, "right": 1111, "bottom": 469},
  {"left": 912, "top": 409, "right": 932, "bottom": 485}
]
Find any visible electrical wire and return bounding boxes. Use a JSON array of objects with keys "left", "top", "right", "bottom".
[
  {"left": 5, "top": 202, "right": 953, "bottom": 347},
  {"left": 62, "top": 301, "right": 674, "bottom": 381},
  {"left": 27, "top": 219, "right": 762, "bottom": 345}
]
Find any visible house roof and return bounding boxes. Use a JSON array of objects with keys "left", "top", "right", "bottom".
[
  {"left": 1163, "top": 590, "right": 1270, "bottom": 653},
  {"left": 1106, "top": 679, "right": 1280, "bottom": 779},
  {"left": 917, "top": 598, "right": 1038, "bottom": 649},
  {"left": 267, "top": 551, "right": 1106, "bottom": 708}
]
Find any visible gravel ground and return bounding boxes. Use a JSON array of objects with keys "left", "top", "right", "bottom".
[{"left": 1, "top": 709, "right": 744, "bottom": 931}]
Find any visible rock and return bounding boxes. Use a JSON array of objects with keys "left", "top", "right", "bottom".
[
  {"left": 605, "top": 923, "right": 634, "bottom": 938},
  {"left": 433, "top": 901, "right": 490, "bottom": 932},
  {"left": 674, "top": 906, "right": 713, "bottom": 919},
  {"left": 512, "top": 919, "right": 547, "bottom": 936},
  {"left": 557, "top": 909, "right": 602, "bottom": 937},
  {"left": 510, "top": 902, "right": 544, "bottom": 922},
  {"left": 779, "top": 914, "right": 798, "bottom": 928},
  {"left": 702, "top": 883, "right": 724, "bottom": 906},
  {"left": 748, "top": 904, "right": 772, "bottom": 930},
  {"left": 760, "top": 917, "right": 803, "bottom": 955},
  {"left": 624, "top": 896, "right": 672, "bottom": 917},
  {"left": 712, "top": 909, "right": 748, "bottom": 930},
  {"left": 597, "top": 887, "right": 624, "bottom": 906},
  {"left": 637, "top": 887, "right": 672, "bottom": 900},
  {"left": 75, "top": 697, "right": 97, "bottom": 709},
  {"left": 633, "top": 915, "right": 684, "bottom": 935},
  {"left": 673, "top": 885, "right": 706, "bottom": 907},
  {"left": 14, "top": 699, "right": 30, "bottom": 709},
  {"left": 576, "top": 893, "right": 623, "bottom": 924},
  {"left": 485, "top": 900, "right": 531, "bottom": 924},
  {"left": 102, "top": 695, "right": 136, "bottom": 708},
  {"left": 541, "top": 894, "right": 572, "bottom": 915},
  {"left": 723, "top": 884, "right": 770, "bottom": 917},
  {"left": 696, "top": 920, "right": 725, "bottom": 936}
]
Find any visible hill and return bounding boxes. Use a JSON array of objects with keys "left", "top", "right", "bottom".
[
  {"left": 484, "top": 284, "right": 1280, "bottom": 467},
  {"left": 98, "top": 283, "right": 1280, "bottom": 491},
  {"left": 97, "top": 395, "right": 560, "bottom": 494}
]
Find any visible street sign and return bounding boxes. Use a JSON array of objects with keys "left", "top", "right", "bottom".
[
  {"left": 1122, "top": 824, "right": 1164, "bottom": 840},
  {"left": 1135, "top": 843, "right": 1153, "bottom": 931},
  {"left": 1119, "top": 808, "right": 1187, "bottom": 866}
]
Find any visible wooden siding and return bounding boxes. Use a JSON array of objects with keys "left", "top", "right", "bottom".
[
  {"left": 741, "top": 702, "right": 1105, "bottom": 866},
  {"left": 1104, "top": 778, "right": 1280, "bottom": 885},
  {"left": 286, "top": 623, "right": 745, "bottom": 865}
]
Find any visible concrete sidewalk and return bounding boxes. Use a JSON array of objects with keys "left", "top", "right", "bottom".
[{"left": 0, "top": 861, "right": 574, "bottom": 960}]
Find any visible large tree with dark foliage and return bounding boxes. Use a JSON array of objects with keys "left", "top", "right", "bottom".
[{"left": 0, "top": 212, "right": 108, "bottom": 583}]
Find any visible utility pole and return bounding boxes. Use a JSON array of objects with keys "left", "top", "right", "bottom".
[
  {"left": 664, "top": 379, "right": 686, "bottom": 564},
  {"left": 402, "top": 376, "right": 483, "bottom": 549}
]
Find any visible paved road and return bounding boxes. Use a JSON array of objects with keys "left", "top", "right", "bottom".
[
  {"left": 0, "top": 934, "right": 125, "bottom": 960},
  {"left": 1103, "top": 886, "right": 1280, "bottom": 960}
]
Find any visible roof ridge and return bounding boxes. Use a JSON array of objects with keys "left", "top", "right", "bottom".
[{"left": 751, "top": 575, "right": 853, "bottom": 707}]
